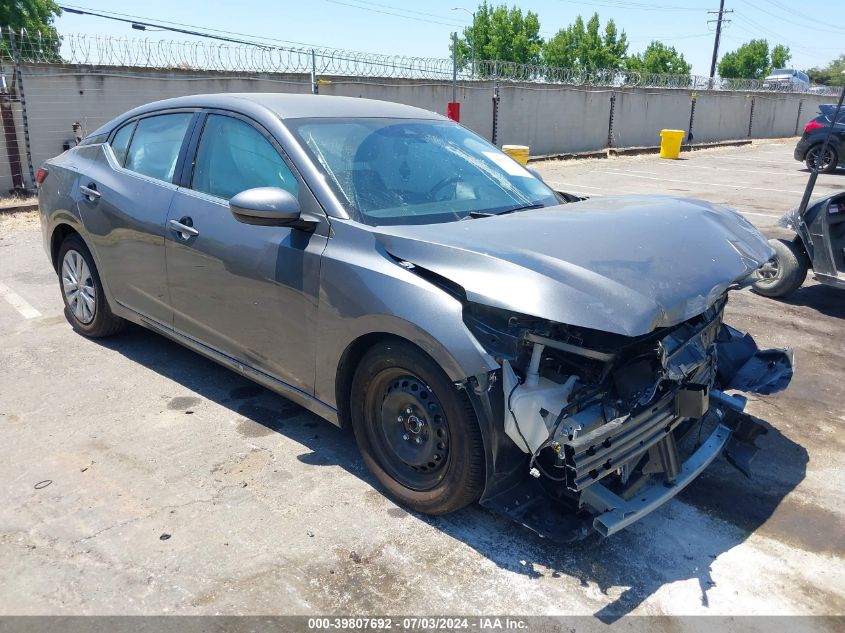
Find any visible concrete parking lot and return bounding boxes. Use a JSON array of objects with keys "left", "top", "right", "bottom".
[{"left": 0, "top": 140, "right": 843, "bottom": 620}]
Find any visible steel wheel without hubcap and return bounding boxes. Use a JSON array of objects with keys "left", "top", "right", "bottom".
[
  {"left": 364, "top": 370, "right": 450, "bottom": 491},
  {"left": 61, "top": 249, "right": 96, "bottom": 324}
]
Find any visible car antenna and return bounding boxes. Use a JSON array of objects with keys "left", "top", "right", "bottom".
[{"left": 796, "top": 74, "right": 845, "bottom": 218}]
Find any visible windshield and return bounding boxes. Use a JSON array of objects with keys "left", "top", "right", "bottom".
[{"left": 287, "top": 117, "right": 558, "bottom": 226}]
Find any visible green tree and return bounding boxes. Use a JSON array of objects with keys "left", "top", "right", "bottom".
[
  {"left": 625, "top": 41, "right": 691, "bottom": 75},
  {"left": 0, "top": 1, "right": 60, "bottom": 38},
  {"left": 543, "top": 12, "right": 628, "bottom": 72},
  {"left": 718, "top": 39, "right": 769, "bottom": 78},
  {"left": 808, "top": 54, "right": 845, "bottom": 86},
  {"left": 451, "top": 2, "right": 543, "bottom": 68},
  {"left": 770, "top": 44, "right": 791, "bottom": 70},
  {"left": 718, "top": 39, "right": 793, "bottom": 79},
  {"left": 0, "top": 1, "right": 62, "bottom": 59}
]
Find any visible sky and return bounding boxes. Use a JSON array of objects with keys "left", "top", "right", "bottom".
[{"left": 52, "top": 1, "right": 844, "bottom": 76}]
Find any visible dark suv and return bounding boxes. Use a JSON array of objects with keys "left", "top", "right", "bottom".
[{"left": 795, "top": 104, "right": 844, "bottom": 173}]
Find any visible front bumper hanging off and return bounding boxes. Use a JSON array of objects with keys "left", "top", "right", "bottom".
[
  {"left": 476, "top": 326, "right": 791, "bottom": 541},
  {"left": 580, "top": 390, "right": 757, "bottom": 537}
]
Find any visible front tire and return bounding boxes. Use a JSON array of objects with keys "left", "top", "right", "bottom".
[
  {"left": 751, "top": 238, "right": 809, "bottom": 298},
  {"left": 350, "top": 340, "right": 485, "bottom": 515},
  {"left": 58, "top": 235, "right": 125, "bottom": 337}
]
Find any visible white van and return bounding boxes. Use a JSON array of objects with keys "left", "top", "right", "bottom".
[{"left": 763, "top": 68, "right": 810, "bottom": 91}]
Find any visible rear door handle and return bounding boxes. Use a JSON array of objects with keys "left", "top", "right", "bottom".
[
  {"left": 169, "top": 218, "right": 199, "bottom": 240},
  {"left": 79, "top": 182, "right": 100, "bottom": 200}
]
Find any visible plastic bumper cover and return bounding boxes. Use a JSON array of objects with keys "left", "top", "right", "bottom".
[{"left": 580, "top": 421, "right": 731, "bottom": 536}]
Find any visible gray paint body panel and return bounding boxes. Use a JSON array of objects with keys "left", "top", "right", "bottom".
[
  {"left": 41, "top": 93, "right": 774, "bottom": 434},
  {"left": 374, "top": 195, "right": 773, "bottom": 336}
]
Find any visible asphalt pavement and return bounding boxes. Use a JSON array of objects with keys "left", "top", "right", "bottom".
[{"left": 0, "top": 140, "right": 843, "bottom": 621}]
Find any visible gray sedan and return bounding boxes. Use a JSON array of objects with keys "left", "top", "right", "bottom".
[{"left": 37, "top": 93, "right": 792, "bottom": 539}]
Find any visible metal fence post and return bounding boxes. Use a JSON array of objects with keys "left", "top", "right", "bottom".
[
  {"left": 607, "top": 93, "right": 616, "bottom": 148},
  {"left": 451, "top": 32, "right": 457, "bottom": 104},
  {"left": 747, "top": 96, "right": 755, "bottom": 137},
  {"left": 795, "top": 99, "right": 804, "bottom": 136},
  {"left": 491, "top": 80, "right": 500, "bottom": 145},
  {"left": 687, "top": 92, "right": 697, "bottom": 144},
  {"left": 9, "top": 29, "right": 35, "bottom": 190},
  {"left": 310, "top": 49, "right": 318, "bottom": 95}
]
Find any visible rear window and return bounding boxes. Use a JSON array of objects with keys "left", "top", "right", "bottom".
[
  {"left": 110, "top": 122, "right": 136, "bottom": 167},
  {"left": 123, "top": 113, "right": 193, "bottom": 183}
]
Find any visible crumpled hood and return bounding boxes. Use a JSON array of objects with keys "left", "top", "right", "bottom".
[{"left": 374, "top": 195, "right": 772, "bottom": 337}]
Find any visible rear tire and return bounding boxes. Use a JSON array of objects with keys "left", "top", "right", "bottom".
[
  {"left": 350, "top": 340, "right": 484, "bottom": 515},
  {"left": 58, "top": 235, "right": 125, "bottom": 337},
  {"left": 751, "top": 238, "right": 809, "bottom": 298},
  {"left": 805, "top": 144, "right": 838, "bottom": 174}
]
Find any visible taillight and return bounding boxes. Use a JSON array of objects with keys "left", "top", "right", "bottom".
[
  {"left": 805, "top": 120, "right": 824, "bottom": 133},
  {"left": 35, "top": 167, "right": 48, "bottom": 186}
]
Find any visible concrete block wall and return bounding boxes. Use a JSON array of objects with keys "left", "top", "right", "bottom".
[
  {"left": 2, "top": 63, "right": 838, "bottom": 191},
  {"left": 495, "top": 84, "right": 612, "bottom": 155},
  {"left": 611, "top": 89, "right": 691, "bottom": 149},
  {"left": 691, "top": 92, "right": 752, "bottom": 142}
]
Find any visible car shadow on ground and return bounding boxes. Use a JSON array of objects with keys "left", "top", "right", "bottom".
[
  {"left": 779, "top": 282, "right": 845, "bottom": 319},
  {"left": 88, "top": 323, "right": 808, "bottom": 620}
]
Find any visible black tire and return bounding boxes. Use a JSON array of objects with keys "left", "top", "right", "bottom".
[
  {"left": 751, "top": 238, "right": 809, "bottom": 298},
  {"left": 350, "top": 340, "right": 484, "bottom": 515},
  {"left": 57, "top": 234, "right": 125, "bottom": 337},
  {"left": 805, "top": 144, "right": 838, "bottom": 174}
]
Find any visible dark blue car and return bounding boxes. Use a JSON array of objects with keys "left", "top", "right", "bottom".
[{"left": 795, "top": 104, "right": 845, "bottom": 173}]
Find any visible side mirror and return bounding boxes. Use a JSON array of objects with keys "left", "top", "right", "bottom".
[{"left": 230, "top": 187, "right": 304, "bottom": 227}]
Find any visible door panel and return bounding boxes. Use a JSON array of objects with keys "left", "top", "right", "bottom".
[
  {"left": 76, "top": 145, "right": 178, "bottom": 323},
  {"left": 165, "top": 190, "right": 326, "bottom": 394},
  {"left": 75, "top": 112, "right": 196, "bottom": 324},
  {"left": 165, "top": 113, "right": 327, "bottom": 394}
]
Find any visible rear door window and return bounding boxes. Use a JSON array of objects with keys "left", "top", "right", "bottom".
[
  {"left": 191, "top": 114, "right": 299, "bottom": 200},
  {"left": 110, "top": 121, "right": 136, "bottom": 167},
  {"left": 124, "top": 113, "right": 193, "bottom": 182}
]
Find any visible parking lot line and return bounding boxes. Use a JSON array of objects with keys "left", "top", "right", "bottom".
[
  {"left": 671, "top": 163, "right": 812, "bottom": 177},
  {"left": 594, "top": 168, "right": 808, "bottom": 195},
  {"left": 0, "top": 281, "right": 42, "bottom": 319},
  {"left": 713, "top": 156, "right": 799, "bottom": 166},
  {"left": 545, "top": 181, "right": 606, "bottom": 196}
]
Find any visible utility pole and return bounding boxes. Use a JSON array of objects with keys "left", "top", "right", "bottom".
[{"left": 707, "top": 1, "right": 733, "bottom": 81}]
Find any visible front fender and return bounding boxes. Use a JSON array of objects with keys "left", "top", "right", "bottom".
[{"left": 314, "top": 220, "right": 499, "bottom": 409}]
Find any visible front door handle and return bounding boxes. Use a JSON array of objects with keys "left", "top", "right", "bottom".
[
  {"left": 79, "top": 182, "right": 100, "bottom": 200},
  {"left": 169, "top": 218, "right": 199, "bottom": 240}
]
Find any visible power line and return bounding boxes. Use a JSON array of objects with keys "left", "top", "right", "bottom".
[
  {"left": 743, "top": 0, "right": 845, "bottom": 35},
  {"left": 59, "top": 3, "right": 335, "bottom": 50},
  {"left": 554, "top": 0, "right": 709, "bottom": 12},
  {"left": 340, "top": 0, "right": 466, "bottom": 23},
  {"left": 323, "top": 0, "right": 465, "bottom": 28},
  {"left": 59, "top": 5, "right": 278, "bottom": 47},
  {"left": 730, "top": 12, "right": 842, "bottom": 54}
]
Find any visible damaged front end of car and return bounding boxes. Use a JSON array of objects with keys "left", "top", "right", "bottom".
[{"left": 459, "top": 297, "right": 793, "bottom": 540}]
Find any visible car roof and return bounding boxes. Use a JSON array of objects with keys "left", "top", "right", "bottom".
[{"left": 119, "top": 93, "right": 445, "bottom": 122}]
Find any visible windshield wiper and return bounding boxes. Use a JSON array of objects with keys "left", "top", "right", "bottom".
[{"left": 467, "top": 203, "right": 545, "bottom": 219}]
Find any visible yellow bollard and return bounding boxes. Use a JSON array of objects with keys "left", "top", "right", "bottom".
[
  {"left": 659, "top": 129, "right": 685, "bottom": 159},
  {"left": 502, "top": 144, "right": 530, "bottom": 165}
]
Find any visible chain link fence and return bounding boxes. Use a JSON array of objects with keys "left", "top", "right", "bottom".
[{"left": 2, "top": 26, "right": 839, "bottom": 94}]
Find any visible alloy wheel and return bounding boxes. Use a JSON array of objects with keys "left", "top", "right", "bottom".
[
  {"left": 808, "top": 146, "right": 835, "bottom": 172},
  {"left": 756, "top": 257, "right": 780, "bottom": 282},
  {"left": 61, "top": 249, "right": 97, "bottom": 324}
]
